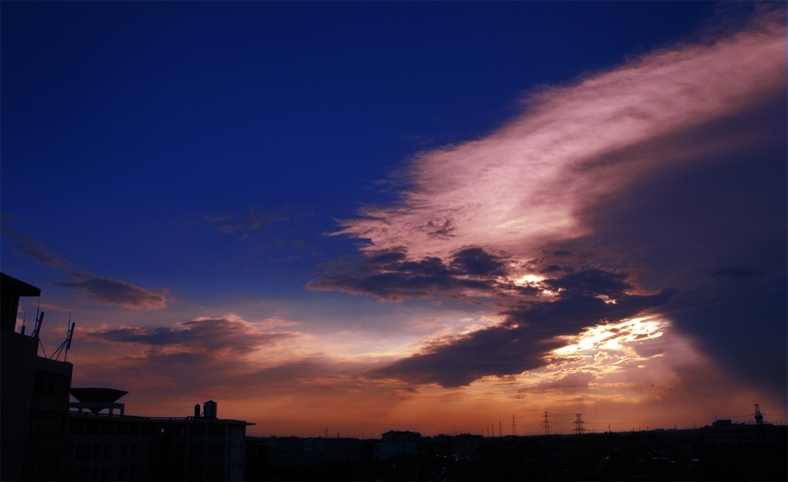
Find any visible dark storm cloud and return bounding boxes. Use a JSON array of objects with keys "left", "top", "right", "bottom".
[
  {"left": 540, "top": 264, "right": 574, "bottom": 274},
  {"left": 542, "top": 269, "right": 630, "bottom": 297},
  {"left": 90, "top": 316, "right": 298, "bottom": 356},
  {"left": 570, "top": 95, "right": 787, "bottom": 401},
  {"left": 372, "top": 272, "right": 676, "bottom": 387},
  {"left": 56, "top": 273, "right": 169, "bottom": 309},
  {"left": 450, "top": 247, "right": 508, "bottom": 276},
  {"left": 308, "top": 247, "right": 517, "bottom": 301}
]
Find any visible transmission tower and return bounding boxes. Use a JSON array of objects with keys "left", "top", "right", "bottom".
[
  {"left": 572, "top": 414, "right": 586, "bottom": 435},
  {"left": 511, "top": 415, "right": 517, "bottom": 436},
  {"left": 498, "top": 420, "right": 502, "bottom": 437},
  {"left": 543, "top": 412, "right": 552, "bottom": 436}
]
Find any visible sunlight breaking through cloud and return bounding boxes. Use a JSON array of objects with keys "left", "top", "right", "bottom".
[{"left": 554, "top": 317, "right": 664, "bottom": 356}]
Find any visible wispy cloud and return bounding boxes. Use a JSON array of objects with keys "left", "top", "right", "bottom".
[
  {"left": 4, "top": 231, "right": 79, "bottom": 271},
  {"left": 204, "top": 208, "right": 291, "bottom": 238},
  {"left": 55, "top": 273, "right": 169, "bottom": 310},
  {"left": 3, "top": 230, "right": 171, "bottom": 309},
  {"left": 337, "top": 12, "right": 784, "bottom": 264},
  {"left": 88, "top": 314, "right": 299, "bottom": 357}
]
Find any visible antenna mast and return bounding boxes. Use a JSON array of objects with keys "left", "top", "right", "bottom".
[
  {"left": 31, "top": 309, "right": 45, "bottom": 338},
  {"left": 754, "top": 404, "right": 764, "bottom": 425},
  {"left": 51, "top": 314, "right": 75, "bottom": 362}
]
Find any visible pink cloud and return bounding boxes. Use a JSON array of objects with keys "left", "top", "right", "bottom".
[
  {"left": 56, "top": 273, "right": 169, "bottom": 309},
  {"left": 337, "top": 13, "right": 785, "bottom": 265}
]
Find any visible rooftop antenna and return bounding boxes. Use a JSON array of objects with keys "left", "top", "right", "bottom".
[
  {"left": 754, "top": 404, "right": 764, "bottom": 425},
  {"left": 51, "top": 314, "right": 75, "bottom": 362},
  {"left": 543, "top": 412, "right": 552, "bottom": 436},
  {"left": 573, "top": 414, "right": 586, "bottom": 435},
  {"left": 31, "top": 309, "right": 45, "bottom": 338}
]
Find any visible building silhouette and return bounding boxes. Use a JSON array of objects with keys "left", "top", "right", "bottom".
[
  {"left": 1, "top": 273, "right": 73, "bottom": 481},
  {"left": 702, "top": 418, "right": 776, "bottom": 445},
  {"left": 64, "top": 393, "right": 250, "bottom": 481},
  {"left": 374, "top": 430, "right": 423, "bottom": 461},
  {"left": 1, "top": 273, "right": 253, "bottom": 481}
]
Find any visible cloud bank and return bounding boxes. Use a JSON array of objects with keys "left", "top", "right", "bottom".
[
  {"left": 309, "top": 247, "right": 523, "bottom": 301},
  {"left": 318, "top": 10, "right": 787, "bottom": 398},
  {"left": 372, "top": 269, "right": 675, "bottom": 387}
]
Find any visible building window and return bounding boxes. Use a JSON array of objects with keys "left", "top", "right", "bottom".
[
  {"left": 104, "top": 445, "right": 113, "bottom": 458},
  {"left": 34, "top": 371, "right": 70, "bottom": 396},
  {"left": 69, "top": 418, "right": 86, "bottom": 435},
  {"left": 76, "top": 445, "right": 90, "bottom": 460},
  {"left": 120, "top": 444, "right": 129, "bottom": 457},
  {"left": 189, "top": 445, "right": 204, "bottom": 457},
  {"left": 207, "top": 465, "right": 223, "bottom": 480},
  {"left": 29, "top": 411, "right": 65, "bottom": 433},
  {"left": 208, "top": 444, "right": 224, "bottom": 458}
]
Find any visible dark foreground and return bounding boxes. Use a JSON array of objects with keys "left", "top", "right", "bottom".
[{"left": 246, "top": 427, "right": 787, "bottom": 481}]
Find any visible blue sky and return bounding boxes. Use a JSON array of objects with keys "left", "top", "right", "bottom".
[
  {"left": 3, "top": 2, "right": 785, "bottom": 435},
  {"left": 2, "top": 1, "right": 721, "bottom": 303}
]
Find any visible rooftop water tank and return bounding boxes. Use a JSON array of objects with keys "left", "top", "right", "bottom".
[{"left": 203, "top": 400, "right": 217, "bottom": 419}]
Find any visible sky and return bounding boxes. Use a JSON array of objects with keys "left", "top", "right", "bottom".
[{"left": 2, "top": 2, "right": 786, "bottom": 437}]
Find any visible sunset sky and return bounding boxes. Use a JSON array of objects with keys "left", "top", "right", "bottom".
[{"left": 2, "top": 2, "right": 786, "bottom": 437}]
